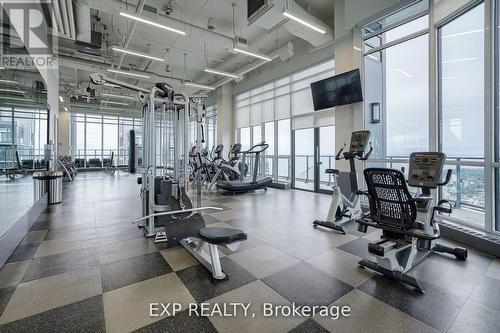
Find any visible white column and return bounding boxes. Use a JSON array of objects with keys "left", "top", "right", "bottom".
[{"left": 216, "top": 83, "right": 234, "bottom": 152}]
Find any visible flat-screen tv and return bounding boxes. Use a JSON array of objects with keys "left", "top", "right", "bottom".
[{"left": 311, "top": 69, "right": 363, "bottom": 110}]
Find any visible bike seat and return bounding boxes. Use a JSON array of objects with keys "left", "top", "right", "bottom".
[
  {"left": 325, "top": 169, "right": 340, "bottom": 175},
  {"left": 198, "top": 227, "right": 247, "bottom": 245}
]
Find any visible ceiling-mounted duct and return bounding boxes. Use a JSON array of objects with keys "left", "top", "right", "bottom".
[{"left": 247, "top": 0, "right": 333, "bottom": 48}]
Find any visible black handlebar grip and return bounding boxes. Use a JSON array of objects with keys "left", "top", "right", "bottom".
[{"left": 200, "top": 125, "right": 205, "bottom": 143}]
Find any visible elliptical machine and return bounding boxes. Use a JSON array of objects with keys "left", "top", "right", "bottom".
[
  {"left": 313, "top": 130, "right": 373, "bottom": 234},
  {"left": 355, "top": 152, "right": 468, "bottom": 293}
]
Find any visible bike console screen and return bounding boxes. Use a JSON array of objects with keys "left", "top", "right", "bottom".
[
  {"left": 349, "top": 131, "right": 371, "bottom": 154},
  {"left": 408, "top": 152, "right": 445, "bottom": 189}
]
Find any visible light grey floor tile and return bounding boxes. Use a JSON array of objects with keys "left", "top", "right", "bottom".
[
  {"left": 0, "top": 261, "right": 30, "bottom": 289},
  {"left": 160, "top": 246, "right": 199, "bottom": 271},
  {"left": 447, "top": 299, "right": 500, "bottom": 333},
  {"left": 314, "top": 289, "right": 438, "bottom": 333},
  {"left": 208, "top": 280, "right": 305, "bottom": 333},
  {"left": 0, "top": 267, "right": 101, "bottom": 324},
  {"left": 34, "top": 237, "right": 97, "bottom": 258},
  {"left": 485, "top": 259, "right": 500, "bottom": 281},
  {"left": 306, "top": 248, "right": 373, "bottom": 287},
  {"left": 229, "top": 245, "right": 300, "bottom": 279},
  {"left": 99, "top": 237, "right": 156, "bottom": 265},
  {"left": 103, "top": 273, "right": 195, "bottom": 333}
]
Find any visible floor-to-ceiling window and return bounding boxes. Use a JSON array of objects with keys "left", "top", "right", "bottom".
[
  {"left": 363, "top": 0, "right": 495, "bottom": 233},
  {"left": 235, "top": 60, "right": 334, "bottom": 184},
  {"left": 438, "top": 2, "right": 485, "bottom": 228},
  {"left": 495, "top": 0, "right": 500, "bottom": 232},
  {"left": 71, "top": 112, "right": 143, "bottom": 168}
]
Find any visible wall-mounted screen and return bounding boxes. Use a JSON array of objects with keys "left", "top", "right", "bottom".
[{"left": 311, "top": 68, "right": 363, "bottom": 110}]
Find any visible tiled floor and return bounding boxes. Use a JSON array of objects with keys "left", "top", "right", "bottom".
[{"left": 0, "top": 171, "right": 499, "bottom": 333}]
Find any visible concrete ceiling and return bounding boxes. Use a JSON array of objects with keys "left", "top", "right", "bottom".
[{"left": 53, "top": 0, "right": 334, "bottom": 110}]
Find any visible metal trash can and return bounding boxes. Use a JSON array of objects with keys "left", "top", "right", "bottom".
[
  {"left": 33, "top": 171, "right": 47, "bottom": 202},
  {"left": 32, "top": 171, "right": 63, "bottom": 204},
  {"left": 47, "top": 171, "right": 63, "bottom": 204}
]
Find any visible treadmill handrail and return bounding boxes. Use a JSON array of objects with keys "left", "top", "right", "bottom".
[{"left": 244, "top": 142, "right": 269, "bottom": 154}]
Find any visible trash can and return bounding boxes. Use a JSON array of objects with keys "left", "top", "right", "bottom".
[
  {"left": 32, "top": 171, "right": 63, "bottom": 204},
  {"left": 33, "top": 171, "right": 47, "bottom": 202},
  {"left": 47, "top": 171, "right": 63, "bottom": 204}
]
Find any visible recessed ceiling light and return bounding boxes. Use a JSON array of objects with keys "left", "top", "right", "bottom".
[
  {"left": 233, "top": 47, "right": 272, "bottom": 62},
  {"left": 204, "top": 68, "right": 239, "bottom": 79},
  {"left": 184, "top": 81, "right": 215, "bottom": 91},
  {"left": 107, "top": 69, "right": 150, "bottom": 79},
  {"left": 112, "top": 46, "right": 164, "bottom": 62},
  {"left": 59, "top": 95, "right": 64, "bottom": 103},
  {"left": 101, "top": 100, "right": 129, "bottom": 106},
  {"left": 119, "top": 12, "right": 186, "bottom": 35},
  {"left": 102, "top": 93, "right": 137, "bottom": 100},
  {"left": 0, "top": 88, "right": 25, "bottom": 94},
  {"left": 282, "top": 10, "right": 326, "bottom": 34}
]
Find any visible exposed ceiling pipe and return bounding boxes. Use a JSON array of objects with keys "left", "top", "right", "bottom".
[
  {"left": 57, "top": 54, "right": 186, "bottom": 86},
  {"left": 59, "top": 0, "right": 71, "bottom": 37},
  {"left": 74, "top": 0, "right": 91, "bottom": 43},
  {"left": 52, "top": 0, "right": 65, "bottom": 36},
  {"left": 209, "top": 42, "right": 294, "bottom": 90},
  {"left": 85, "top": 0, "right": 234, "bottom": 44},
  {"left": 66, "top": 0, "right": 76, "bottom": 39}
]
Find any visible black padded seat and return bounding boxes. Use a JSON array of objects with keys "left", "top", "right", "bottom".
[
  {"left": 325, "top": 168, "right": 339, "bottom": 174},
  {"left": 198, "top": 227, "right": 247, "bottom": 245}
]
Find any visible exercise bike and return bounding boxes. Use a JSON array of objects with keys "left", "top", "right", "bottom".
[
  {"left": 355, "top": 152, "right": 468, "bottom": 293},
  {"left": 313, "top": 130, "right": 373, "bottom": 234}
]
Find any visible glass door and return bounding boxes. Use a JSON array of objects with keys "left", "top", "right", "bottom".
[
  {"left": 293, "top": 128, "right": 315, "bottom": 190},
  {"left": 318, "top": 126, "right": 335, "bottom": 192},
  {"left": 293, "top": 126, "right": 335, "bottom": 192}
]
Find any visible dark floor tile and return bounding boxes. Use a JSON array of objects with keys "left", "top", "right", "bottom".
[
  {"left": 429, "top": 248, "right": 493, "bottom": 275},
  {"left": 6, "top": 242, "right": 41, "bottom": 263},
  {"left": 448, "top": 299, "right": 500, "bottom": 333},
  {"left": 358, "top": 275, "right": 466, "bottom": 331},
  {"left": 0, "top": 295, "right": 105, "bottom": 333},
  {"left": 30, "top": 219, "right": 51, "bottom": 231},
  {"left": 262, "top": 262, "right": 353, "bottom": 307},
  {"left": 133, "top": 309, "right": 217, "bottom": 333},
  {"left": 21, "top": 247, "right": 99, "bottom": 283},
  {"left": 176, "top": 257, "right": 256, "bottom": 302},
  {"left": 97, "top": 224, "right": 144, "bottom": 244},
  {"left": 0, "top": 286, "right": 16, "bottom": 316},
  {"left": 100, "top": 251, "right": 172, "bottom": 292},
  {"left": 43, "top": 227, "right": 96, "bottom": 241},
  {"left": 469, "top": 276, "right": 500, "bottom": 311},
  {"left": 337, "top": 237, "right": 370, "bottom": 258},
  {"left": 287, "top": 319, "right": 329, "bottom": 333}
]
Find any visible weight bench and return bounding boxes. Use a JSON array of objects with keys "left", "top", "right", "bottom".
[{"left": 180, "top": 227, "right": 247, "bottom": 280}]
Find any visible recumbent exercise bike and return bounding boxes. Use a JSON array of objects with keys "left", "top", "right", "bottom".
[{"left": 355, "top": 152, "right": 468, "bottom": 293}]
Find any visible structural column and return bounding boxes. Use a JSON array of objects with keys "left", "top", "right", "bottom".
[{"left": 216, "top": 83, "right": 234, "bottom": 151}]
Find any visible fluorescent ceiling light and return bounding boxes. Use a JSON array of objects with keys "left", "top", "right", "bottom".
[
  {"left": 0, "top": 66, "right": 4, "bottom": 70},
  {"left": 396, "top": 69, "right": 414, "bottom": 78},
  {"left": 59, "top": 95, "right": 64, "bottom": 103},
  {"left": 100, "top": 106, "right": 124, "bottom": 111},
  {"left": 104, "top": 83, "right": 121, "bottom": 88},
  {"left": 101, "top": 100, "right": 129, "bottom": 106},
  {"left": 0, "top": 96, "right": 35, "bottom": 102},
  {"left": 64, "top": 107, "right": 68, "bottom": 112},
  {"left": 0, "top": 88, "right": 25, "bottom": 94},
  {"left": 0, "top": 79, "right": 17, "bottom": 84},
  {"left": 282, "top": 10, "right": 326, "bottom": 34},
  {"left": 102, "top": 93, "right": 136, "bottom": 100},
  {"left": 441, "top": 57, "right": 477, "bottom": 64},
  {"left": 112, "top": 46, "right": 164, "bottom": 62},
  {"left": 204, "top": 68, "right": 239, "bottom": 79},
  {"left": 233, "top": 47, "right": 272, "bottom": 61},
  {"left": 107, "top": 69, "right": 150, "bottom": 79},
  {"left": 120, "top": 12, "right": 186, "bottom": 35},
  {"left": 184, "top": 81, "right": 215, "bottom": 91},
  {"left": 353, "top": 46, "right": 362, "bottom": 52}
]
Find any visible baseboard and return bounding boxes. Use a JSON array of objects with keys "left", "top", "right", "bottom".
[
  {"left": 0, "top": 193, "right": 47, "bottom": 267},
  {"left": 439, "top": 220, "right": 500, "bottom": 258},
  {"left": 269, "top": 182, "right": 291, "bottom": 190}
]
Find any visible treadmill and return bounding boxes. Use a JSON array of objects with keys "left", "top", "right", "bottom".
[{"left": 216, "top": 142, "right": 273, "bottom": 193}]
